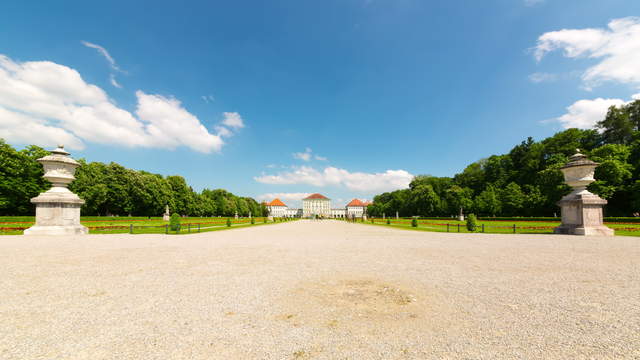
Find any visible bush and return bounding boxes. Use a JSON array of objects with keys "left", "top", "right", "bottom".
[
  {"left": 264, "top": 217, "right": 268, "bottom": 223},
  {"left": 466, "top": 214, "right": 478, "bottom": 231},
  {"left": 251, "top": 217, "right": 255, "bottom": 224},
  {"left": 169, "top": 213, "right": 181, "bottom": 231},
  {"left": 411, "top": 217, "right": 418, "bottom": 227},
  {"left": 226, "top": 218, "right": 232, "bottom": 227},
  {"left": 386, "top": 219, "right": 391, "bottom": 225}
]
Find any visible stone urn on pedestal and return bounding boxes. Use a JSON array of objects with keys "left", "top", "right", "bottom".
[
  {"left": 24, "top": 145, "right": 88, "bottom": 235},
  {"left": 554, "top": 150, "right": 614, "bottom": 236}
]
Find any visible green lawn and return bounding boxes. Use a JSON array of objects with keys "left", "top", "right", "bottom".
[
  {"left": 0, "top": 216, "right": 295, "bottom": 235},
  {"left": 355, "top": 218, "right": 640, "bottom": 237}
]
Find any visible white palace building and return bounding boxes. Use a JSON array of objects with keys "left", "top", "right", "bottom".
[{"left": 265, "top": 193, "right": 370, "bottom": 219}]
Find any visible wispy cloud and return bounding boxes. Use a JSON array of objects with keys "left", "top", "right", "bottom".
[
  {"left": 293, "top": 147, "right": 313, "bottom": 161},
  {"left": 201, "top": 95, "right": 215, "bottom": 103},
  {"left": 528, "top": 72, "right": 558, "bottom": 83},
  {"left": 109, "top": 74, "right": 122, "bottom": 88},
  {"left": 524, "top": 0, "right": 544, "bottom": 6},
  {"left": 81, "top": 41, "right": 122, "bottom": 72},
  {"left": 293, "top": 147, "right": 327, "bottom": 162}
]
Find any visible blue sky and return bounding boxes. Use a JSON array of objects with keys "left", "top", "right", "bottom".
[{"left": 2, "top": 0, "right": 640, "bottom": 207}]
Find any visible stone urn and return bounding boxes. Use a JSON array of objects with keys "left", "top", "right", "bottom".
[
  {"left": 24, "top": 145, "right": 88, "bottom": 235},
  {"left": 554, "top": 150, "right": 613, "bottom": 236}
]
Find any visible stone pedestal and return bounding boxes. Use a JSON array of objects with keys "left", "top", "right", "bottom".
[
  {"left": 554, "top": 192, "right": 613, "bottom": 236},
  {"left": 24, "top": 145, "right": 88, "bottom": 236},
  {"left": 554, "top": 150, "right": 613, "bottom": 237}
]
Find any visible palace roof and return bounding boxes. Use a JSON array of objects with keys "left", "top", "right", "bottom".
[
  {"left": 304, "top": 193, "right": 329, "bottom": 200},
  {"left": 267, "top": 198, "right": 287, "bottom": 207},
  {"left": 346, "top": 199, "right": 366, "bottom": 207}
]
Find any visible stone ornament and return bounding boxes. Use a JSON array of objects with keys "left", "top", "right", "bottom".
[
  {"left": 554, "top": 150, "right": 614, "bottom": 236},
  {"left": 24, "top": 145, "right": 88, "bottom": 235}
]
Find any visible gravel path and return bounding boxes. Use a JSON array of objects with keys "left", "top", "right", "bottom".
[{"left": 1, "top": 220, "right": 639, "bottom": 359}]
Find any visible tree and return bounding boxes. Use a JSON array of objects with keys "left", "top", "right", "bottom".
[
  {"left": 474, "top": 186, "right": 501, "bottom": 216},
  {"left": 500, "top": 182, "right": 525, "bottom": 216},
  {"left": 445, "top": 185, "right": 473, "bottom": 217},
  {"left": 0, "top": 141, "right": 50, "bottom": 215}
]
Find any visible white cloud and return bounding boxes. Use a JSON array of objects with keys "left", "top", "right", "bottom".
[
  {"left": 529, "top": 72, "right": 557, "bottom": 83},
  {"left": 81, "top": 41, "right": 122, "bottom": 72},
  {"left": 0, "top": 107, "right": 84, "bottom": 149},
  {"left": 222, "top": 112, "right": 244, "bottom": 129},
  {"left": 293, "top": 147, "right": 327, "bottom": 162},
  {"left": 534, "top": 17, "right": 640, "bottom": 89},
  {"left": 254, "top": 166, "right": 413, "bottom": 193},
  {"left": 256, "top": 192, "right": 311, "bottom": 202},
  {"left": 201, "top": 95, "right": 215, "bottom": 103},
  {"left": 554, "top": 97, "right": 627, "bottom": 129},
  {"left": 135, "top": 91, "right": 224, "bottom": 153},
  {"left": 0, "top": 54, "right": 226, "bottom": 153},
  {"left": 109, "top": 74, "right": 122, "bottom": 88},
  {"left": 632, "top": 93, "right": 640, "bottom": 100},
  {"left": 293, "top": 147, "right": 313, "bottom": 161},
  {"left": 215, "top": 125, "right": 233, "bottom": 138}
]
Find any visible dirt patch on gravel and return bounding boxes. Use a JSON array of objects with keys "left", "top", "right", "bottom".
[{"left": 278, "top": 276, "right": 450, "bottom": 331}]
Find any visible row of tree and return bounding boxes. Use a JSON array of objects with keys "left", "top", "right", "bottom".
[
  {"left": 0, "top": 140, "right": 267, "bottom": 217},
  {"left": 367, "top": 100, "right": 640, "bottom": 217}
]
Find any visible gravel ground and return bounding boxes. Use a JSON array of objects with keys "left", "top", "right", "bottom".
[{"left": 1, "top": 220, "right": 639, "bottom": 359}]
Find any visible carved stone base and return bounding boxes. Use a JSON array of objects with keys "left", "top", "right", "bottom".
[
  {"left": 24, "top": 225, "right": 88, "bottom": 236},
  {"left": 163, "top": 214, "right": 170, "bottom": 221},
  {"left": 554, "top": 191, "right": 614, "bottom": 237},
  {"left": 24, "top": 188, "right": 88, "bottom": 236}
]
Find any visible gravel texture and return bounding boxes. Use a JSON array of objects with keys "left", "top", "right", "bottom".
[{"left": 1, "top": 220, "right": 639, "bottom": 359}]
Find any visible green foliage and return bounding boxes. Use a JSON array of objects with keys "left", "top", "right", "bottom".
[
  {"left": 466, "top": 214, "right": 478, "bottom": 231},
  {"left": 226, "top": 218, "right": 232, "bottom": 227},
  {"left": 169, "top": 213, "right": 181, "bottom": 231},
  {"left": 251, "top": 217, "right": 255, "bottom": 224},
  {"left": 369, "top": 124, "right": 640, "bottom": 217},
  {"left": 411, "top": 217, "right": 418, "bottom": 227},
  {"left": 0, "top": 141, "right": 265, "bottom": 217},
  {"left": 0, "top": 140, "right": 50, "bottom": 215},
  {"left": 386, "top": 219, "right": 391, "bottom": 225},
  {"left": 264, "top": 217, "right": 268, "bottom": 223}
]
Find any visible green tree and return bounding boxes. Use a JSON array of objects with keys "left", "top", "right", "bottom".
[{"left": 474, "top": 186, "right": 501, "bottom": 216}]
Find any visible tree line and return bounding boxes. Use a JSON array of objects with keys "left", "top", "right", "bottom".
[
  {"left": 368, "top": 99, "right": 640, "bottom": 218},
  {"left": 0, "top": 140, "right": 267, "bottom": 217}
]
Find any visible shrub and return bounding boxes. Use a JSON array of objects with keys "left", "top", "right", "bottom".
[
  {"left": 386, "top": 219, "right": 391, "bottom": 225},
  {"left": 226, "top": 218, "right": 232, "bottom": 227},
  {"left": 466, "top": 214, "right": 478, "bottom": 231},
  {"left": 411, "top": 217, "right": 418, "bottom": 227},
  {"left": 169, "top": 213, "right": 181, "bottom": 231},
  {"left": 251, "top": 217, "right": 255, "bottom": 224},
  {"left": 264, "top": 217, "right": 268, "bottom": 223}
]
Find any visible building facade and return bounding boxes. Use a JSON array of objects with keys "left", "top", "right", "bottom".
[
  {"left": 264, "top": 195, "right": 371, "bottom": 219},
  {"left": 331, "top": 208, "right": 346, "bottom": 218},
  {"left": 346, "top": 199, "right": 367, "bottom": 218},
  {"left": 303, "top": 193, "right": 331, "bottom": 218},
  {"left": 266, "top": 198, "right": 288, "bottom": 217}
]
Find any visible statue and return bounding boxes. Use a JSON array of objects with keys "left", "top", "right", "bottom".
[
  {"left": 24, "top": 145, "right": 88, "bottom": 235},
  {"left": 163, "top": 205, "right": 170, "bottom": 221},
  {"left": 554, "top": 150, "right": 614, "bottom": 236}
]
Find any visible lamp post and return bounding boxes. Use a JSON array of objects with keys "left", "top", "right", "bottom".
[{"left": 554, "top": 150, "right": 614, "bottom": 236}]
